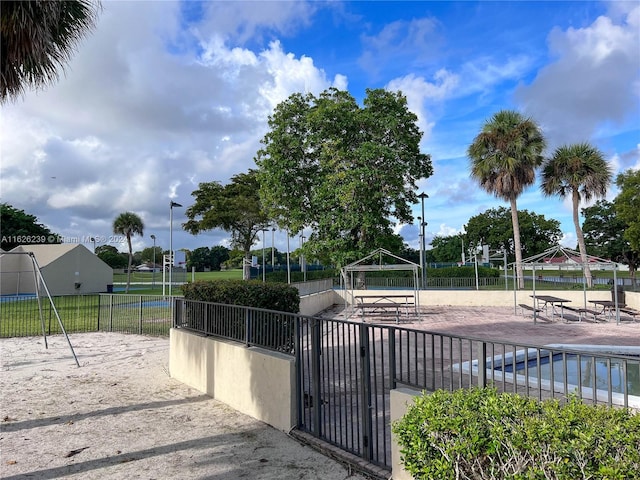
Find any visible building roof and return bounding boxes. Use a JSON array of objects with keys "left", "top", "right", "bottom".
[{"left": 10, "top": 244, "right": 89, "bottom": 267}]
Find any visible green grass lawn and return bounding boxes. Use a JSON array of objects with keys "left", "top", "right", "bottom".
[{"left": 112, "top": 269, "right": 243, "bottom": 285}]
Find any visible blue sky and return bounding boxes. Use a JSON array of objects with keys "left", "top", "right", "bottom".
[{"left": 1, "top": 1, "right": 638, "bottom": 258}]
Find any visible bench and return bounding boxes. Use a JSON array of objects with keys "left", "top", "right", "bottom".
[
  {"left": 562, "top": 305, "right": 604, "bottom": 322},
  {"left": 357, "top": 302, "right": 414, "bottom": 323},
  {"left": 620, "top": 307, "right": 640, "bottom": 321},
  {"left": 518, "top": 304, "right": 541, "bottom": 315}
]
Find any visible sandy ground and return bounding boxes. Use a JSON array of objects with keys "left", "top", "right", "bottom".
[{"left": 0, "top": 333, "right": 367, "bottom": 480}]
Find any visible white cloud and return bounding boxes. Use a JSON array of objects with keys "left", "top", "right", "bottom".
[
  {"left": 515, "top": 6, "right": 640, "bottom": 150},
  {"left": 386, "top": 70, "right": 459, "bottom": 142},
  {"left": 0, "top": 1, "right": 339, "bottom": 253}
]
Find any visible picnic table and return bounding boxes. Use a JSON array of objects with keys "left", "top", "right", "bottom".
[
  {"left": 354, "top": 294, "right": 416, "bottom": 322},
  {"left": 531, "top": 295, "right": 571, "bottom": 321},
  {"left": 588, "top": 300, "right": 625, "bottom": 322}
]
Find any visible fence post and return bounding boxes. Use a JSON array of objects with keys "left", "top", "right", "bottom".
[
  {"left": 173, "top": 297, "right": 182, "bottom": 328},
  {"left": 109, "top": 294, "right": 114, "bottom": 332},
  {"left": 204, "top": 301, "right": 208, "bottom": 334},
  {"left": 245, "top": 307, "right": 251, "bottom": 347},
  {"left": 478, "top": 341, "right": 487, "bottom": 388},
  {"left": 138, "top": 296, "right": 143, "bottom": 334},
  {"left": 97, "top": 294, "right": 101, "bottom": 331},
  {"left": 388, "top": 327, "right": 397, "bottom": 390},
  {"left": 358, "top": 323, "right": 373, "bottom": 462},
  {"left": 294, "top": 316, "right": 303, "bottom": 426},
  {"left": 311, "top": 318, "right": 322, "bottom": 436}
]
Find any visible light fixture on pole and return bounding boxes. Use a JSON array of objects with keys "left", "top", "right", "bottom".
[
  {"left": 262, "top": 228, "right": 268, "bottom": 282},
  {"left": 90, "top": 237, "right": 96, "bottom": 253},
  {"left": 418, "top": 192, "right": 428, "bottom": 289},
  {"left": 169, "top": 201, "right": 182, "bottom": 296},
  {"left": 150, "top": 234, "right": 156, "bottom": 290}
]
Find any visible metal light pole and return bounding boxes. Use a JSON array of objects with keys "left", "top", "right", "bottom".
[
  {"left": 271, "top": 227, "right": 276, "bottom": 268},
  {"left": 150, "top": 234, "right": 156, "bottom": 290},
  {"left": 300, "top": 234, "right": 306, "bottom": 282},
  {"left": 90, "top": 237, "right": 96, "bottom": 253},
  {"left": 169, "top": 201, "right": 182, "bottom": 296},
  {"left": 286, "top": 230, "right": 291, "bottom": 284},
  {"left": 262, "top": 228, "right": 268, "bottom": 282},
  {"left": 418, "top": 192, "right": 428, "bottom": 289},
  {"left": 417, "top": 216, "right": 423, "bottom": 289}
]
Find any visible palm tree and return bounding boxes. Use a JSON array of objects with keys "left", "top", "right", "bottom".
[
  {"left": 113, "top": 212, "right": 144, "bottom": 293},
  {"left": 1, "top": 0, "right": 100, "bottom": 103},
  {"left": 540, "top": 143, "right": 612, "bottom": 287},
  {"left": 468, "top": 110, "right": 546, "bottom": 289}
]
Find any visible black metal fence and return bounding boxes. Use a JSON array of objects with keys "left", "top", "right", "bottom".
[
  {"left": 0, "top": 294, "right": 172, "bottom": 338},
  {"left": 4, "top": 294, "right": 638, "bottom": 471},
  {"left": 174, "top": 299, "right": 295, "bottom": 354},
  {"left": 172, "top": 300, "right": 640, "bottom": 471}
]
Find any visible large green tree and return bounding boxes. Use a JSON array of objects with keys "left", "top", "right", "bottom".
[
  {"left": 614, "top": 169, "right": 640, "bottom": 252},
  {"left": 614, "top": 169, "right": 640, "bottom": 286},
  {"left": 183, "top": 170, "right": 269, "bottom": 280},
  {"left": 468, "top": 110, "right": 546, "bottom": 288},
  {"left": 465, "top": 207, "right": 562, "bottom": 263},
  {"left": 113, "top": 211, "right": 144, "bottom": 293},
  {"left": 255, "top": 87, "right": 432, "bottom": 268},
  {"left": 1, "top": 0, "right": 100, "bottom": 103},
  {"left": 582, "top": 199, "right": 638, "bottom": 285},
  {"left": 0, "top": 203, "right": 60, "bottom": 250},
  {"left": 541, "top": 143, "right": 612, "bottom": 287},
  {"left": 96, "top": 244, "right": 127, "bottom": 269},
  {"left": 429, "top": 235, "right": 465, "bottom": 264},
  {"left": 140, "top": 246, "right": 163, "bottom": 265}
]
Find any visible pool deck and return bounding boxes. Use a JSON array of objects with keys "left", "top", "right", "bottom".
[{"left": 324, "top": 305, "right": 640, "bottom": 348}]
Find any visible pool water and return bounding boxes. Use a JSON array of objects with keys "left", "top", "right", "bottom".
[{"left": 499, "top": 353, "right": 640, "bottom": 397}]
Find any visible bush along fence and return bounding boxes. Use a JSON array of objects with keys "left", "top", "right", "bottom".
[{"left": 393, "top": 387, "right": 640, "bottom": 480}]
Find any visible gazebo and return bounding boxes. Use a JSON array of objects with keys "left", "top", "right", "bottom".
[
  {"left": 340, "top": 248, "right": 420, "bottom": 316},
  {"left": 512, "top": 246, "right": 623, "bottom": 323}
]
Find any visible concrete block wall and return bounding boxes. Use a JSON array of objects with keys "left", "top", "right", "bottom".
[{"left": 169, "top": 328, "right": 296, "bottom": 432}]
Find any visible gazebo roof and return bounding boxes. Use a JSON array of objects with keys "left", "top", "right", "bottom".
[
  {"left": 341, "top": 248, "right": 419, "bottom": 272},
  {"left": 513, "top": 245, "right": 619, "bottom": 269}
]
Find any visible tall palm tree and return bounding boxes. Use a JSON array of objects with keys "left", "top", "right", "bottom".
[
  {"left": 468, "top": 110, "right": 546, "bottom": 289},
  {"left": 113, "top": 212, "right": 144, "bottom": 293},
  {"left": 1, "top": 0, "right": 100, "bottom": 103},
  {"left": 540, "top": 143, "right": 612, "bottom": 287}
]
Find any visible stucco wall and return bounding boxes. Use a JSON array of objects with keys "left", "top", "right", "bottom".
[
  {"left": 299, "top": 289, "right": 341, "bottom": 316},
  {"left": 169, "top": 328, "right": 296, "bottom": 432},
  {"left": 335, "top": 288, "right": 617, "bottom": 308},
  {"left": 390, "top": 388, "right": 421, "bottom": 480},
  {"left": 626, "top": 291, "right": 639, "bottom": 310}
]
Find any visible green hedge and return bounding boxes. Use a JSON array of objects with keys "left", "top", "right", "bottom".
[
  {"left": 393, "top": 387, "right": 640, "bottom": 480},
  {"left": 182, "top": 280, "right": 299, "bottom": 313},
  {"left": 266, "top": 269, "right": 337, "bottom": 283},
  {"left": 427, "top": 266, "right": 499, "bottom": 278}
]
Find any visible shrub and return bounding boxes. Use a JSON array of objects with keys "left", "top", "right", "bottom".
[
  {"left": 393, "top": 387, "right": 640, "bottom": 479},
  {"left": 427, "top": 266, "right": 499, "bottom": 278},
  {"left": 182, "top": 279, "right": 299, "bottom": 313},
  {"left": 180, "top": 280, "right": 300, "bottom": 353}
]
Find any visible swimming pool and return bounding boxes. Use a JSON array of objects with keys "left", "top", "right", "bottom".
[{"left": 458, "top": 345, "right": 640, "bottom": 409}]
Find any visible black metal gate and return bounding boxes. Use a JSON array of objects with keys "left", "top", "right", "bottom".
[{"left": 295, "top": 317, "right": 393, "bottom": 469}]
